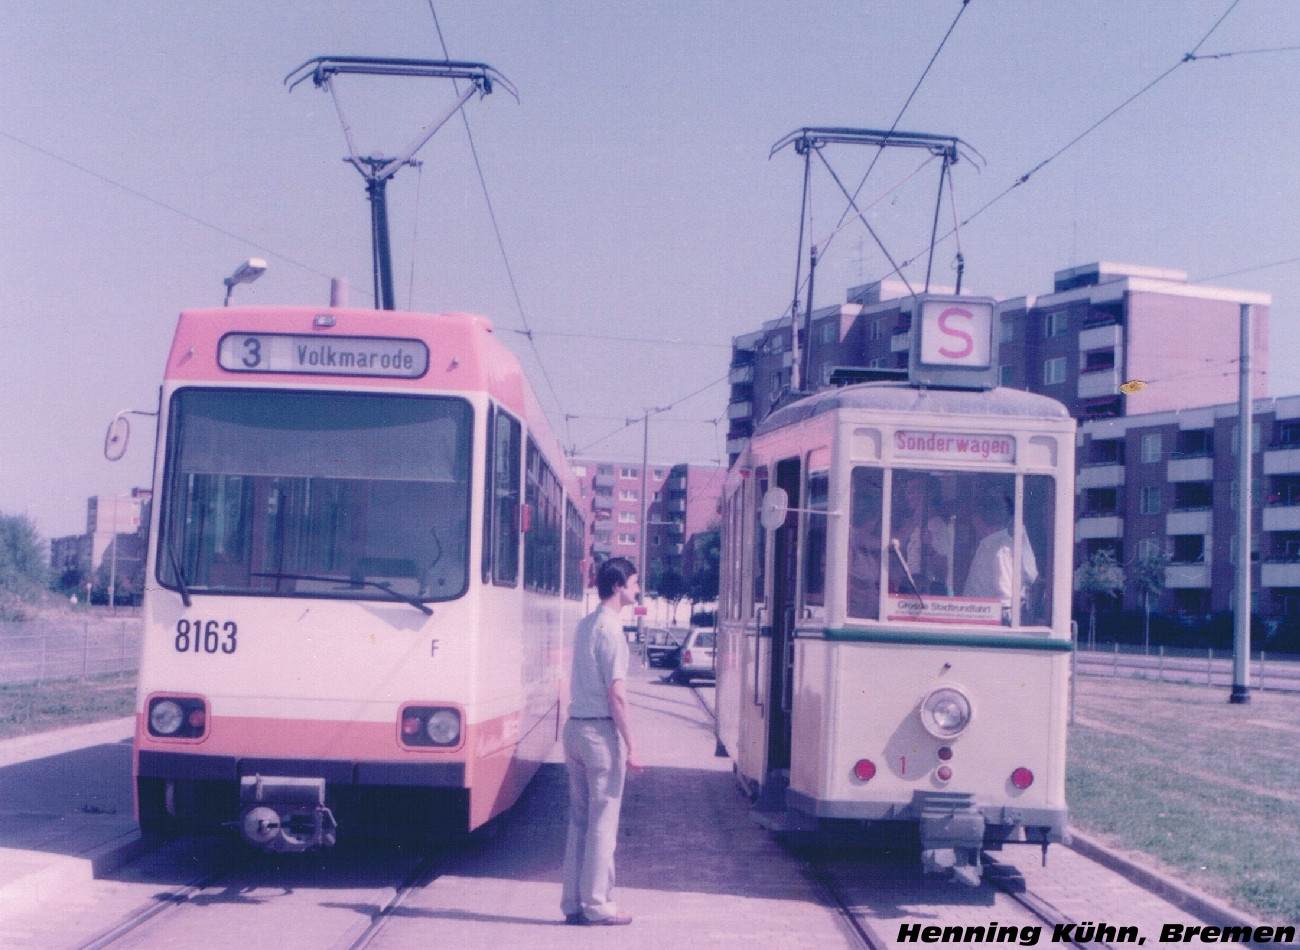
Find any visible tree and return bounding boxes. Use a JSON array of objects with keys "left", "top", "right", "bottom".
[
  {"left": 1129, "top": 548, "right": 1170, "bottom": 652},
  {"left": 0, "top": 513, "right": 49, "bottom": 620},
  {"left": 685, "top": 530, "right": 720, "bottom": 611},
  {"left": 652, "top": 567, "right": 686, "bottom": 624},
  {"left": 1074, "top": 549, "right": 1124, "bottom": 648}
]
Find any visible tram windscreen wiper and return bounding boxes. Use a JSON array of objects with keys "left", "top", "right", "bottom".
[
  {"left": 166, "top": 539, "right": 192, "bottom": 608},
  {"left": 250, "top": 572, "right": 433, "bottom": 615},
  {"left": 889, "top": 539, "right": 926, "bottom": 610}
]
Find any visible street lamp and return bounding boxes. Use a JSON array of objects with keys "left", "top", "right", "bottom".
[{"left": 223, "top": 258, "right": 267, "bottom": 306}]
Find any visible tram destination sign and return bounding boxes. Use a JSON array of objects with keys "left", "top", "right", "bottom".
[
  {"left": 908, "top": 294, "right": 997, "bottom": 390},
  {"left": 218, "top": 333, "right": 429, "bottom": 378}
]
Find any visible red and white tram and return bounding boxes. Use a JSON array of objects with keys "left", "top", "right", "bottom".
[
  {"left": 131, "top": 305, "right": 584, "bottom": 851},
  {"left": 715, "top": 296, "right": 1076, "bottom": 883}
]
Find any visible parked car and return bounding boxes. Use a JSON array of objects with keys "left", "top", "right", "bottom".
[
  {"left": 644, "top": 627, "right": 684, "bottom": 668},
  {"left": 670, "top": 628, "right": 716, "bottom": 683}
]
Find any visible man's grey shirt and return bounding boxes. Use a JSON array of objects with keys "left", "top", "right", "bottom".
[{"left": 568, "top": 605, "right": 629, "bottom": 719}]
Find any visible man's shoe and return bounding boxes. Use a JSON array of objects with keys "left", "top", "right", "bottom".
[
  {"left": 584, "top": 911, "right": 633, "bottom": 926},
  {"left": 564, "top": 913, "right": 585, "bottom": 925}
]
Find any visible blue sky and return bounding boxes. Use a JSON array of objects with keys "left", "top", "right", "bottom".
[{"left": 2, "top": 1, "right": 1298, "bottom": 538}]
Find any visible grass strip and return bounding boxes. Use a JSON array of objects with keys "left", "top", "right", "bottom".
[
  {"left": 1068, "top": 675, "right": 1300, "bottom": 923},
  {"left": 0, "top": 672, "right": 135, "bottom": 740}
]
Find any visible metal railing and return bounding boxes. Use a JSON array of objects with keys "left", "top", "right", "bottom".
[
  {"left": 0, "top": 619, "right": 142, "bottom": 685},
  {"left": 1074, "top": 641, "right": 1300, "bottom": 693}
]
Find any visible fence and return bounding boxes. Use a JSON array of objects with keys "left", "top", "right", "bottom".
[
  {"left": 1074, "top": 641, "right": 1300, "bottom": 693},
  {"left": 0, "top": 618, "right": 142, "bottom": 686}
]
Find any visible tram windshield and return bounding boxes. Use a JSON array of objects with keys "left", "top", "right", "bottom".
[
  {"left": 158, "top": 389, "right": 472, "bottom": 604},
  {"left": 847, "top": 467, "right": 1055, "bottom": 628}
]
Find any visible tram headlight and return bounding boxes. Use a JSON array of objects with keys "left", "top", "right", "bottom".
[
  {"left": 147, "top": 696, "right": 207, "bottom": 738},
  {"left": 399, "top": 705, "right": 463, "bottom": 748},
  {"left": 425, "top": 709, "right": 461, "bottom": 746},
  {"left": 918, "top": 687, "right": 973, "bottom": 739}
]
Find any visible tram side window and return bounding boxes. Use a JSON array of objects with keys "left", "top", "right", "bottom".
[
  {"left": 563, "top": 498, "right": 584, "bottom": 600},
  {"left": 524, "top": 439, "right": 562, "bottom": 595},
  {"left": 802, "top": 471, "right": 829, "bottom": 618},
  {"left": 487, "top": 409, "right": 522, "bottom": 587},
  {"left": 752, "top": 467, "right": 768, "bottom": 613},
  {"left": 847, "top": 467, "right": 884, "bottom": 620}
]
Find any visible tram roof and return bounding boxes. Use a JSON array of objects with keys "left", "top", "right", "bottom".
[{"left": 754, "top": 382, "right": 1071, "bottom": 437}]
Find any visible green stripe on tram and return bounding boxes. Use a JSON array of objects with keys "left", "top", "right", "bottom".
[{"left": 820, "top": 627, "right": 1072, "bottom": 652}]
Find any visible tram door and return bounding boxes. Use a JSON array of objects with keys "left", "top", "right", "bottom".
[{"left": 767, "top": 457, "right": 801, "bottom": 778}]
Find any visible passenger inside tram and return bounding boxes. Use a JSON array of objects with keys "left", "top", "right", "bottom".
[
  {"left": 961, "top": 493, "right": 1039, "bottom": 620},
  {"left": 888, "top": 473, "right": 954, "bottom": 596}
]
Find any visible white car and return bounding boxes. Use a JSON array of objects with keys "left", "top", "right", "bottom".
[{"left": 671, "top": 628, "right": 716, "bottom": 684}]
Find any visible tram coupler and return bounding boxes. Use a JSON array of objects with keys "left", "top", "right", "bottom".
[
  {"left": 914, "top": 791, "right": 985, "bottom": 886},
  {"left": 238, "top": 775, "right": 338, "bottom": 852}
]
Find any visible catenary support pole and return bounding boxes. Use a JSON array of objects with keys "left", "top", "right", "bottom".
[{"left": 1231, "top": 303, "right": 1252, "bottom": 704}]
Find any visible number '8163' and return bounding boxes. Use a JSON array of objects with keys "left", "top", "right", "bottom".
[{"left": 175, "top": 619, "right": 238, "bottom": 654}]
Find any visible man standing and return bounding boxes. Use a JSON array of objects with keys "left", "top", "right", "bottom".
[{"left": 561, "top": 556, "right": 644, "bottom": 926}]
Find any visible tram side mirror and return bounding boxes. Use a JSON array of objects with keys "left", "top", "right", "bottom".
[
  {"left": 759, "top": 488, "right": 789, "bottom": 532},
  {"left": 104, "top": 413, "right": 131, "bottom": 462}
]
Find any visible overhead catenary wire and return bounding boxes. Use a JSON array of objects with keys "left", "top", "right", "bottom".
[
  {"left": 0, "top": 128, "right": 334, "bottom": 282},
  {"left": 426, "top": 0, "right": 573, "bottom": 449}
]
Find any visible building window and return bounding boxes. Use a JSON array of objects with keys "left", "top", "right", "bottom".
[
  {"left": 1043, "top": 357, "right": 1067, "bottom": 385},
  {"left": 1231, "top": 422, "right": 1262, "bottom": 455},
  {"left": 1276, "top": 420, "right": 1300, "bottom": 447},
  {"left": 1136, "top": 537, "right": 1164, "bottom": 561},
  {"left": 653, "top": 468, "right": 666, "bottom": 479},
  {"left": 1000, "top": 319, "right": 1015, "bottom": 344},
  {"left": 1141, "top": 433, "right": 1162, "bottom": 463},
  {"left": 620, "top": 466, "right": 638, "bottom": 479},
  {"left": 999, "top": 364, "right": 1015, "bottom": 386},
  {"left": 1173, "top": 482, "right": 1213, "bottom": 511},
  {"left": 819, "top": 321, "right": 838, "bottom": 345},
  {"left": 618, "top": 533, "right": 637, "bottom": 545},
  {"left": 1083, "top": 349, "right": 1115, "bottom": 372},
  {"left": 1140, "top": 486, "right": 1162, "bottom": 515},
  {"left": 1171, "top": 535, "right": 1205, "bottom": 563},
  {"left": 1084, "top": 487, "right": 1118, "bottom": 515},
  {"left": 1044, "top": 311, "right": 1069, "bottom": 337},
  {"left": 1090, "top": 439, "right": 1125, "bottom": 465},
  {"left": 619, "top": 489, "right": 638, "bottom": 502},
  {"left": 618, "top": 511, "right": 638, "bottom": 523},
  {"left": 868, "top": 320, "right": 882, "bottom": 342}
]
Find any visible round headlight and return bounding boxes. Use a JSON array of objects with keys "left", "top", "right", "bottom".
[
  {"left": 425, "top": 709, "right": 461, "bottom": 745},
  {"left": 919, "top": 687, "right": 973, "bottom": 739},
  {"left": 149, "top": 699, "right": 184, "bottom": 736}
]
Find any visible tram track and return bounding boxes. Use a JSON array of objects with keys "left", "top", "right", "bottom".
[{"left": 69, "top": 843, "right": 439, "bottom": 950}]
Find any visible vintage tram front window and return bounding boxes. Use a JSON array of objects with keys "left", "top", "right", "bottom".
[
  {"left": 159, "top": 389, "right": 472, "bottom": 604},
  {"left": 846, "top": 468, "right": 1055, "bottom": 628}
]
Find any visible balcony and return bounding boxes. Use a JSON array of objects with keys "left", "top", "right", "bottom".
[
  {"left": 890, "top": 331, "right": 911, "bottom": 353},
  {"left": 593, "top": 473, "right": 615, "bottom": 490},
  {"left": 1165, "top": 564, "right": 1210, "bottom": 589},
  {"left": 726, "top": 436, "right": 749, "bottom": 456},
  {"left": 1077, "top": 366, "right": 1120, "bottom": 399},
  {"left": 1168, "top": 457, "right": 1214, "bottom": 482},
  {"left": 727, "top": 400, "right": 753, "bottom": 420},
  {"left": 1166, "top": 510, "right": 1212, "bottom": 535},
  {"left": 1076, "top": 516, "right": 1123, "bottom": 538},
  {"left": 1263, "top": 505, "right": 1300, "bottom": 532},
  {"left": 1077, "top": 465, "right": 1125, "bottom": 488},
  {"left": 1262, "top": 561, "right": 1300, "bottom": 588},
  {"left": 1078, "top": 323, "right": 1122, "bottom": 353},
  {"left": 592, "top": 496, "right": 613, "bottom": 512},
  {"left": 729, "top": 364, "right": 754, "bottom": 385},
  {"left": 1264, "top": 447, "right": 1300, "bottom": 475}
]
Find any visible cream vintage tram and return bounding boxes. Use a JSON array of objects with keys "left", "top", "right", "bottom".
[
  {"left": 122, "top": 305, "right": 584, "bottom": 851},
  {"left": 715, "top": 296, "right": 1075, "bottom": 883}
]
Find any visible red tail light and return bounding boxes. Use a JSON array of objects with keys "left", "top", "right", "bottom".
[
  {"left": 1011, "top": 767, "right": 1034, "bottom": 789},
  {"left": 683, "top": 650, "right": 693, "bottom": 664}
]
